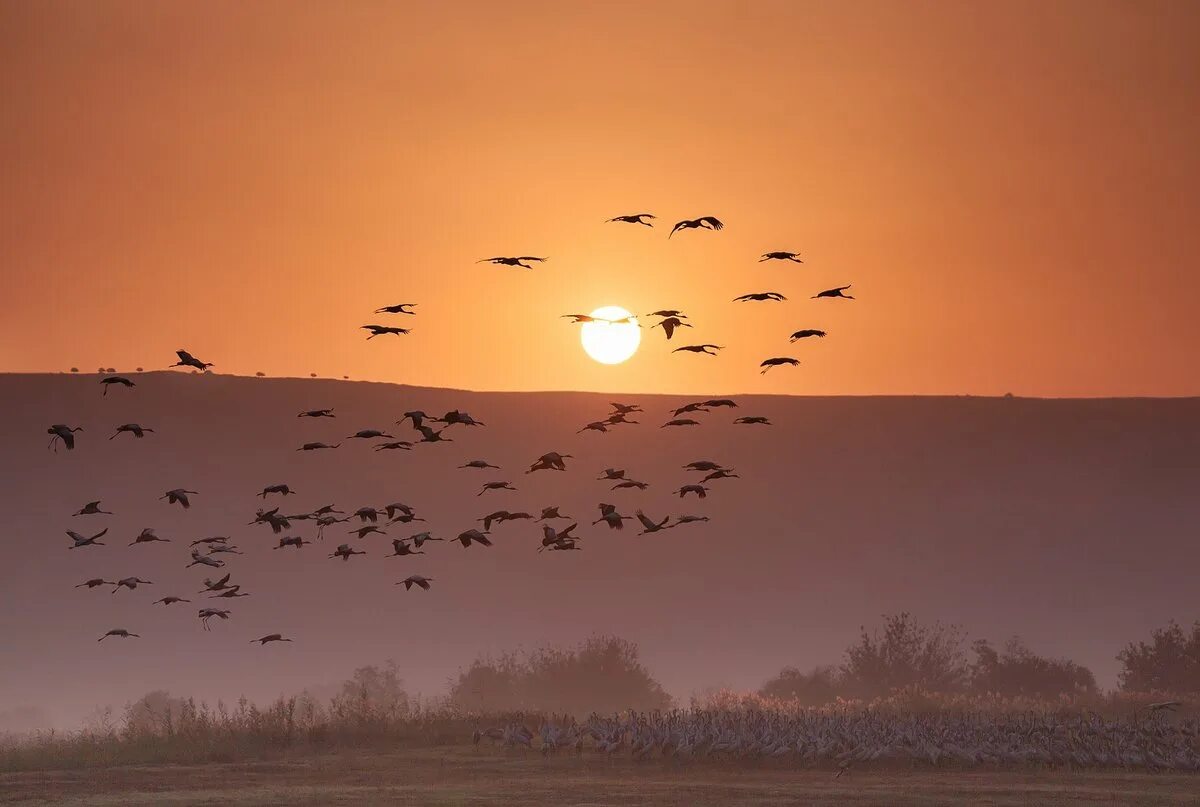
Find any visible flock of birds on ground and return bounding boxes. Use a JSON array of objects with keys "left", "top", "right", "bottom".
[
  {"left": 474, "top": 709, "right": 1200, "bottom": 772},
  {"left": 45, "top": 213, "right": 854, "bottom": 647}
]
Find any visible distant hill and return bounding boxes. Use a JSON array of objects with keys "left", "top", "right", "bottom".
[{"left": 2, "top": 372, "right": 1198, "bottom": 726}]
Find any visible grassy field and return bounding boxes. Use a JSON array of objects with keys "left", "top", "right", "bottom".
[{"left": 0, "top": 747, "right": 1196, "bottom": 807}]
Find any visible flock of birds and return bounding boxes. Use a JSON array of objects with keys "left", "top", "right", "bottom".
[
  {"left": 47, "top": 211, "right": 852, "bottom": 648},
  {"left": 475, "top": 710, "right": 1200, "bottom": 772}
]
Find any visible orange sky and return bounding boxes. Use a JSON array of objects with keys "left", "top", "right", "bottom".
[{"left": 2, "top": 1, "right": 1197, "bottom": 396}]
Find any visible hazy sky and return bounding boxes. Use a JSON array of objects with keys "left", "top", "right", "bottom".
[{"left": 2, "top": 1, "right": 1197, "bottom": 396}]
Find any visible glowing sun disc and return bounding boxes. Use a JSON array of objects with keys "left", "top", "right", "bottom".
[{"left": 581, "top": 306, "right": 641, "bottom": 365}]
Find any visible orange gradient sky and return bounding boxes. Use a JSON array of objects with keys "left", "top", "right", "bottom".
[{"left": 2, "top": 1, "right": 1197, "bottom": 396}]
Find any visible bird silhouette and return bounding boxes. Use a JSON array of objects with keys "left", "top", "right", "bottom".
[
  {"left": 252, "top": 634, "right": 293, "bottom": 645},
  {"left": 635, "top": 511, "right": 670, "bottom": 534},
  {"left": 398, "top": 575, "right": 433, "bottom": 591},
  {"left": 733, "top": 292, "right": 786, "bottom": 302},
  {"left": 172, "top": 350, "right": 213, "bottom": 371},
  {"left": 734, "top": 416, "right": 772, "bottom": 425},
  {"left": 453, "top": 529, "right": 492, "bottom": 548},
  {"left": 297, "top": 441, "right": 339, "bottom": 451},
  {"left": 375, "top": 303, "right": 417, "bottom": 314},
  {"left": 526, "top": 452, "right": 572, "bottom": 474},
  {"left": 198, "top": 608, "right": 230, "bottom": 630},
  {"left": 539, "top": 522, "right": 580, "bottom": 551},
  {"left": 612, "top": 480, "right": 649, "bottom": 491},
  {"left": 662, "top": 418, "right": 701, "bottom": 428},
  {"left": 47, "top": 424, "right": 82, "bottom": 452},
  {"left": 672, "top": 515, "right": 710, "bottom": 527},
  {"left": 274, "top": 536, "right": 309, "bottom": 550},
  {"left": 478, "top": 481, "right": 516, "bottom": 496},
  {"left": 677, "top": 485, "right": 709, "bottom": 499},
  {"left": 416, "top": 425, "right": 452, "bottom": 443},
  {"left": 668, "top": 217, "right": 723, "bottom": 238},
  {"left": 652, "top": 317, "right": 692, "bottom": 340},
  {"left": 112, "top": 577, "right": 153, "bottom": 593},
  {"left": 759, "top": 251, "right": 803, "bottom": 263},
  {"left": 409, "top": 531, "right": 445, "bottom": 548},
  {"left": 329, "top": 543, "right": 367, "bottom": 561},
  {"left": 298, "top": 408, "right": 335, "bottom": 418},
  {"left": 460, "top": 459, "right": 500, "bottom": 470},
  {"left": 99, "top": 629, "right": 139, "bottom": 641},
  {"left": 73, "top": 501, "right": 112, "bottom": 516},
  {"left": 386, "top": 538, "right": 425, "bottom": 557},
  {"left": 100, "top": 375, "right": 135, "bottom": 395},
  {"left": 349, "top": 525, "right": 386, "bottom": 539},
  {"left": 361, "top": 325, "right": 411, "bottom": 339},
  {"left": 397, "top": 411, "right": 434, "bottom": 429},
  {"left": 760, "top": 357, "right": 800, "bottom": 374},
  {"left": 684, "top": 460, "right": 726, "bottom": 472},
  {"left": 375, "top": 441, "right": 414, "bottom": 451},
  {"left": 259, "top": 484, "right": 294, "bottom": 498},
  {"left": 672, "top": 402, "right": 710, "bottom": 416},
  {"left": 606, "top": 213, "right": 655, "bottom": 226},
  {"left": 437, "top": 410, "right": 486, "bottom": 428},
  {"left": 593, "top": 503, "right": 633, "bottom": 530},
  {"left": 160, "top": 489, "right": 198, "bottom": 508},
  {"left": 129, "top": 528, "right": 169, "bottom": 546},
  {"left": 537, "top": 506, "right": 570, "bottom": 521},
  {"left": 578, "top": 421, "right": 609, "bottom": 434},
  {"left": 348, "top": 429, "right": 394, "bottom": 440},
  {"left": 597, "top": 468, "right": 626, "bottom": 481},
  {"left": 67, "top": 528, "right": 107, "bottom": 548},
  {"left": 75, "top": 578, "right": 114, "bottom": 589},
  {"left": 477, "top": 256, "right": 547, "bottom": 269},
  {"left": 645, "top": 310, "right": 686, "bottom": 320},
  {"left": 673, "top": 344, "right": 723, "bottom": 356},
  {"left": 188, "top": 550, "right": 224, "bottom": 568},
  {"left": 789, "top": 329, "right": 827, "bottom": 341},
  {"left": 198, "top": 574, "right": 233, "bottom": 593},
  {"left": 190, "top": 536, "right": 230, "bottom": 546},
  {"left": 110, "top": 423, "right": 154, "bottom": 440},
  {"left": 154, "top": 596, "right": 190, "bottom": 605},
  {"left": 702, "top": 469, "right": 741, "bottom": 482},
  {"left": 812, "top": 284, "right": 854, "bottom": 299}
]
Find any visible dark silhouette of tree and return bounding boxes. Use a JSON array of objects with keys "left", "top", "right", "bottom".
[
  {"left": 448, "top": 635, "right": 671, "bottom": 715},
  {"left": 124, "top": 690, "right": 188, "bottom": 736},
  {"left": 330, "top": 661, "right": 409, "bottom": 724},
  {"left": 1117, "top": 620, "right": 1200, "bottom": 694},
  {"left": 969, "top": 637, "right": 1097, "bottom": 697},
  {"left": 841, "top": 612, "right": 968, "bottom": 698},
  {"left": 758, "top": 665, "right": 841, "bottom": 705}
]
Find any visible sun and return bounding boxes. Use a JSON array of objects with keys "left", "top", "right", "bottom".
[{"left": 581, "top": 306, "right": 641, "bottom": 365}]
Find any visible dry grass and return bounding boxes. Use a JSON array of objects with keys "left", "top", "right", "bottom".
[{"left": 0, "top": 746, "right": 1196, "bottom": 807}]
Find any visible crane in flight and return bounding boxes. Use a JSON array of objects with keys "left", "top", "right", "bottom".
[
  {"left": 760, "top": 357, "right": 800, "bottom": 374},
  {"left": 593, "top": 503, "right": 633, "bottom": 530},
  {"left": 812, "top": 284, "right": 854, "bottom": 299},
  {"left": 160, "top": 489, "right": 198, "bottom": 509},
  {"left": 635, "top": 511, "right": 671, "bottom": 534},
  {"left": 612, "top": 480, "right": 649, "bottom": 491},
  {"left": 74, "top": 501, "right": 112, "bottom": 516},
  {"left": 361, "top": 325, "right": 411, "bottom": 339},
  {"left": 385, "top": 539, "right": 425, "bottom": 557},
  {"left": 112, "top": 577, "right": 153, "bottom": 593},
  {"left": 153, "top": 596, "right": 191, "bottom": 605},
  {"left": 606, "top": 213, "right": 655, "bottom": 227},
  {"left": 526, "top": 451, "right": 572, "bottom": 473},
  {"left": 198, "top": 608, "right": 230, "bottom": 631},
  {"left": 76, "top": 578, "right": 114, "bottom": 589},
  {"left": 274, "top": 536, "right": 309, "bottom": 550},
  {"left": 478, "top": 481, "right": 517, "bottom": 496},
  {"left": 375, "top": 303, "right": 417, "bottom": 314},
  {"left": 662, "top": 418, "right": 701, "bottom": 428},
  {"left": 100, "top": 375, "right": 135, "bottom": 395},
  {"left": 537, "top": 506, "right": 570, "bottom": 522},
  {"left": 651, "top": 317, "right": 691, "bottom": 340},
  {"left": 99, "top": 629, "right": 139, "bottom": 641},
  {"left": 668, "top": 216, "right": 723, "bottom": 238},
  {"left": 477, "top": 256, "right": 547, "bottom": 269},
  {"left": 759, "top": 251, "right": 803, "bottom": 263},
  {"left": 677, "top": 485, "right": 710, "bottom": 499},
  {"left": 67, "top": 528, "right": 107, "bottom": 548},
  {"left": 188, "top": 549, "right": 224, "bottom": 568},
  {"left": 398, "top": 575, "right": 433, "bottom": 591},
  {"left": 453, "top": 529, "right": 493, "bottom": 548},
  {"left": 375, "top": 441, "right": 414, "bottom": 451},
  {"left": 172, "top": 350, "right": 213, "bottom": 371},
  {"left": 252, "top": 634, "right": 293, "bottom": 645},
  {"left": 298, "top": 408, "right": 335, "bottom": 418},
  {"left": 460, "top": 459, "right": 500, "bottom": 470},
  {"left": 110, "top": 423, "right": 154, "bottom": 440},
  {"left": 259, "top": 484, "right": 295, "bottom": 498},
  {"left": 734, "top": 292, "right": 786, "bottom": 302},
  {"left": 47, "top": 424, "right": 83, "bottom": 452},
  {"left": 734, "top": 416, "right": 772, "bottom": 425},
  {"left": 329, "top": 543, "right": 367, "bottom": 561},
  {"left": 298, "top": 441, "right": 339, "bottom": 451},
  {"left": 129, "top": 528, "right": 169, "bottom": 546},
  {"left": 672, "top": 344, "right": 723, "bottom": 356},
  {"left": 789, "top": 329, "right": 826, "bottom": 341}
]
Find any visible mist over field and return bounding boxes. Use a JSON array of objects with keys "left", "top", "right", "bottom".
[{"left": 2, "top": 372, "right": 1198, "bottom": 730}]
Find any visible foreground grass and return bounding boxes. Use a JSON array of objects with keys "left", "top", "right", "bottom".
[{"left": 0, "top": 747, "right": 1196, "bottom": 807}]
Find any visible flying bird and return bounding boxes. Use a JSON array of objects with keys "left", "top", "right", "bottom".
[
  {"left": 477, "top": 256, "right": 547, "bottom": 269},
  {"left": 662, "top": 418, "right": 700, "bottom": 428},
  {"left": 668, "top": 216, "right": 723, "bottom": 238},
  {"left": 349, "top": 525, "right": 386, "bottom": 539},
  {"left": 361, "top": 325, "right": 411, "bottom": 339},
  {"left": 526, "top": 451, "right": 572, "bottom": 474},
  {"left": 677, "top": 485, "right": 709, "bottom": 499},
  {"left": 154, "top": 596, "right": 190, "bottom": 605},
  {"left": 539, "top": 522, "right": 580, "bottom": 552},
  {"left": 398, "top": 575, "right": 433, "bottom": 591},
  {"left": 112, "top": 577, "right": 153, "bottom": 593},
  {"left": 99, "top": 629, "right": 139, "bottom": 641},
  {"left": 397, "top": 411, "right": 434, "bottom": 429},
  {"left": 812, "top": 284, "right": 854, "bottom": 299},
  {"left": 100, "top": 376, "right": 135, "bottom": 395},
  {"left": 684, "top": 460, "right": 726, "bottom": 472},
  {"left": 386, "top": 539, "right": 425, "bottom": 557},
  {"left": 67, "top": 528, "right": 107, "bottom": 548},
  {"left": 672, "top": 402, "right": 710, "bottom": 416},
  {"left": 702, "top": 469, "right": 740, "bottom": 482},
  {"left": 672, "top": 515, "right": 711, "bottom": 527},
  {"left": 416, "top": 425, "right": 452, "bottom": 443},
  {"left": 460, "top": 459, "right": 500, "bottom": 470},
  {"left": 160, "top": 489, "right": 197, "bottom": 509},
  {"left": 613, "top": 480, "right": 649, "bottom": 491},
  {"left": 198, "top": 573, "right": 233, "bottom": 593},
  {"left": 789, "top": 329, "right": 826, "bottom": 341},
  {"left": 76, "top": 578, "right": 114, "bottom": 589},
  {"left": 409, "top": 531, "right": 444, "bottom": 548},
  {"left": 651, "top": 317, "right": 692, "bottom": 340},
  {"left": 734, "top": 292, "right": 786, "bottom": 302},
  {"left": 110, "top": 423, "right": 154, "bottom": 440},
  {"left": 593, "top": 503, "right": 633, "bottom": 530},
  {"left": 673, "top": 344, "right": 723, "bottom": 356},
  {"left": 578, "top": 421, "right": 609, "bottom": 434},
  {"left": 760, "top": 357, "right": 800, "bottom": 374},
  {"left": 129, "top": 528, "right": 169, "bottom": 546},
  {"left": 597, "top": 468, "right": 626, "bottom": 481},
  {"left": 172, "top": 350, "right": 213, "bottom": 371},
  {"left": 645, "top": 311, "right": 685, "bottom": 320},
  {"left": 274, "top": 536, "right": 309, "bottom": 550},
  {"left": 74, "top": 501, "right": 112, "bottom": 516},
  {"left": 198, "top": 608, "right": 230, "bottom": 630},
  {"left": 375, "top": 303, "right": 416, "bottom": 314},
  {"left": 298, "top": 408, "right": 335, "bottom": 418},
  {"left": 610, "top": 403, "right": 643, "bottom": 414},
  {"left": 453, "top": 529, "right": 492, "bottom": 548},
  {"left": 47, "top": 424, "right": 82, "bottom": 452},
  {"left": 635, "top": 511, "right": 670, "bottom": 534},
  {"left": 252, "top": 634, "right": 293, "bottom": 645},
  {"left": 259, "top": 484, "right": 294, "bottom": 498},
  {"left": 537, "top": 506, "right": 570, "bottom": 521},
  {"left": 188, "top": 550, "right": 224, "bottom": 568},
  {"left": 298, "top": 442, "right": 339, "bottom": 451},
  {"left": 606, "top": 213, "right": 655, "bottom": 226},
  {"left": 329, "top": 543, "right": 367, "bottom": 561},
  {"left": 759, "top": 251, "right": 803, "bottom": 263},
  {"left": 478, "top": 481, "right": 516, "bottom": 496},
  {"left": 734, "top": 416, "right": 772, "bottom": 425}
]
